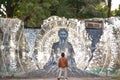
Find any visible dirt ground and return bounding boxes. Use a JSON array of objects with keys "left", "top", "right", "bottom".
[{"left": 0, "top": 77, "right": 114, "bottom": 80}]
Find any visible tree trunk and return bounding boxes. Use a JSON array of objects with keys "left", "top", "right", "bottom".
[
  {"left": 107, "top": 0, "right": 111, "bottom": 18},
  {"left": 6, "top": 6, "right": 14, "bottom": 18},
  {"left": 75, "top": 0, "right": 79, "bottom": 18}
]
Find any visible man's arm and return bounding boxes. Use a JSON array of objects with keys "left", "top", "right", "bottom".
[
  {"left": 58, "top": 58, "right": 60, "bottom": 67},
  {"left": 66, "top": 58, "right": 68, "bottom": 67}
]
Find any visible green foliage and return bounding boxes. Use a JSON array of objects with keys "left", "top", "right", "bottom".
[
  {"left": 89, "top": 68, "right": 103, "bottom": 74},
  {"left": 15, "top": 0, "right": 60, "bottom": 27},
  {"left": 112, "top": 77, "right": 120, "bottom": 80},
  {"left": 113, "top": 5, "right": 120, "bottom": 16},
  {"left": 0, "top": 0, "right": 117, "bottom": 27},
  {"left": 0, "top": 0, "right": 21, "bottom": 17},
  {"left": 95, "top": 3, "right": 108, "bottom": 18}
]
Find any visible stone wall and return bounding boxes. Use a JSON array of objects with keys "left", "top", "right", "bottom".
[{"left": 0, "top": 16, "right": 120, "bottom": 77}]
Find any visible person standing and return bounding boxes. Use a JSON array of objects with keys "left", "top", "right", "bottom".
[{"left": 58, "top": 52, "right": 68, "bottom": 80}]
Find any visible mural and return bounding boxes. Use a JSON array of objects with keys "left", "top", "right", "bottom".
[
  {"left": 0, "top": 16, "right": 120, "bottom": 78},
  {"left": 44, "top": 28, "right": 76, "bottom": 70},
  {"left": 34, "top": 16, "right": 120, "bottom": 76},
  {"left": 35, "top": 16, "right": 91, "bottom": 70}
]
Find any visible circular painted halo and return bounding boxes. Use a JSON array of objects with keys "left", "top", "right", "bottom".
[{"left": 34, "top": 16, "right": 91, "bottom": 69}]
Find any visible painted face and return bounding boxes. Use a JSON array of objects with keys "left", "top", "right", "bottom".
[{"left": 59, "top": 31, "right": 68, "bottom": 40}]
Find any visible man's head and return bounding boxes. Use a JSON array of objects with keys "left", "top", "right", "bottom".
[
  {"left": 58, "top": 28, "right": 68, "bottom": 40},
  {"left": 61, "top": 52, "right": 65, "bottom": 57}
]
